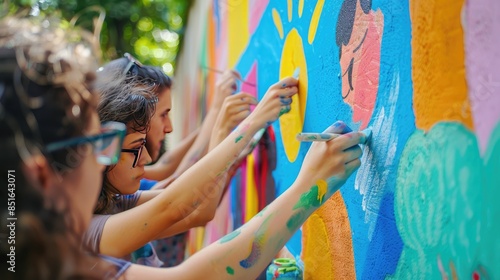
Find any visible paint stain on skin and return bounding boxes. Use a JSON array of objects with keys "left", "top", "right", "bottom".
[
  {"left": 293, "top": 185, "right": 322, "bottom": 210},
  {"left": 226, "top": 266, "right": 235, "bottom": 275},
  {"left": 239, "top": 215, "right": 272, "bottom": 268},
  {"left": 286, "top": 185, "right": 323, "bottom": 232},
  {"left": 220, "top": 229, "right": 241, "bottom": 244},
  {"left": 238, "top": 123, "right": 251, "bottom": 133},
  {"left": 316, "top": 180, "right": 327, "bottom": 204},
  {"left": 286, "top": 210, "right": 307, "bottom": 232},
  {"left": 235, "top": 135, "right": 244, "bottom": 143},
  {"left": 239, "top": 235, "right": 265, "bottom": 268},
  {"left": 279, "top": 106, "right": 290, "bottom": 117},
  {"left": 256, "top": 206, "right": 268, "bottom": 217}
]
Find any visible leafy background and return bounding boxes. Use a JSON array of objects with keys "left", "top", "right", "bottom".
[{"left": 7, "top": 0, "right": 193, "bottom": 76}]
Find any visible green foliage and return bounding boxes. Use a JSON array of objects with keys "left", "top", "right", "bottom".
[{"left": 6, "top": 0, "right": 192, "bottom": 75}]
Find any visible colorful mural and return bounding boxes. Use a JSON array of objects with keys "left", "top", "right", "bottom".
[{"left": 173, "top": 0, "right": 499, "bottom": 278}]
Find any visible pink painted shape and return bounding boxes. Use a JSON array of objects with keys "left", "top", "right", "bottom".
[
  {"left": 240, "top": 158, "right": 248, "bottom": 223},
  {"left": 465, "top": 0, "right": 500, "bottom": 153},
  {"left": 216, "top": 2, "right": 228, "bottom": 68},
  {"left": 242, "top": 62, "right": 258, "bottom": 96},
  {"left": 250, "top": 0, "right": 270, "bottom": 35},
  {"left": 352, "top": 15, "right": 381, "bottom": 129}
]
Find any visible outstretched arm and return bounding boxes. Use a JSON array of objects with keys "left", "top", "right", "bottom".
[
  {"left": 97, "top": 76, "right": 299, "bottom": 258},
  {"left": 150, "top": 91, "right": 257, "bottom": 194},
  {"left": 144, "top": 127, "right": 199, "bottom": 181},
  {"left": 121, "top": 122, "right": 367, "bottom": 279},
  {"left": 208, "top": 92, "right": 258, "bottom": 151},
  {"left": 165, "top": 70, "right": 242, "bottom": 181}
]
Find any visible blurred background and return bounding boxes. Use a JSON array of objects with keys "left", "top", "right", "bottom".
[{"left": 4, "top": 0, "right": 192, "bottom": 77}]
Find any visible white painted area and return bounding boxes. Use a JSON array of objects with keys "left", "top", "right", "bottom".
[{"left": 355, "top": 70, "right": 400, "bottom": 241}]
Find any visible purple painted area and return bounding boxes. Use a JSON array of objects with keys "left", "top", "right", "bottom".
[
  {"left": 250, "top": 1, "right": 270, "bottom": 35},
  {"left": 465, "top": 0, "right": 500, "bottom": 154},
  {"left": 239, "top": 235, "right": 264, "bottom": 268}
]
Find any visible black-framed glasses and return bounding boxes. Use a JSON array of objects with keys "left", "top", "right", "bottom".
[
  {"left": 121, "top": 139, "right": 146, "bottom": 168},
  {"left": 45, "top": 121, "right": 126, "bottom": 165},
  {"left": 123, "top": 52, "right": 144, "bottom": 76}
]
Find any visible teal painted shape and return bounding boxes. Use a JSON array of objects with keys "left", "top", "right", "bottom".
[
  {"left": 391, "top": 122, "right": 500, "bottom": 279},
  {"left": 477, "top": 121, "right": 500, "bottom": 278}
]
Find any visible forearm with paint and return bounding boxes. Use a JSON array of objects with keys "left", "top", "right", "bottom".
[{"left": 179, "top": 177, "right": 332, "bottom": 280}]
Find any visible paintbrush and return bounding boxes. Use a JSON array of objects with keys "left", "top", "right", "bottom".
[
  {"left": 202, "top": 66, "right": 256, "bottom": 87},
  {"left": 296, "top": 133, "right": 341, "bottom": 142},
  {"left": 296, "top": 127, "right": 372, "bottom": 144}
]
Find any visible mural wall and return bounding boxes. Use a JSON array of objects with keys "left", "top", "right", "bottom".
[{"left": 172, "top": 0, "right": 499, "bottom": 279}]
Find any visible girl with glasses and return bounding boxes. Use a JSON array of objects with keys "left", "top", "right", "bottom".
[
  {"left": 1, "top": 15, "right": 366, "bottom": 280},
  {"left": 92, "top": 54, "right": 257, "bottom": 267}
]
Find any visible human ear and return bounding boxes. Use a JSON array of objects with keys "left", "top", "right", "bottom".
[{"left": 22, "top": 154, "right": 55, "bottom": 191}]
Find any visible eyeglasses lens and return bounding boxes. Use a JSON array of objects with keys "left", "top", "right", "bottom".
[{"left": 95, "top": 122, "right": 126, "bottom": 165}]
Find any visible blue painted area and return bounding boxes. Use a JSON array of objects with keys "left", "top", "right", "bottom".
[
  {"left": 230, "top": 0, "right": 414, "bottom": 276},
  {"left": 213, "top": 0, "right": 221, "bottom": 44},
  {"left": 360, "top": 193, "right": 403, "bottom": 279}
]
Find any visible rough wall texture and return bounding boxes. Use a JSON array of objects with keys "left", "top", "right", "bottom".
[{"left": 173, "top": 0, "right": 499, "bottom": 278}]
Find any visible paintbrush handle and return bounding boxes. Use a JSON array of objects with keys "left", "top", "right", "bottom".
[
  {"left": 296, "top": 133, "right": 341, "bottom": 142},
  {"left": 203, "top": 66, "right": 256, "bottom": 87}
]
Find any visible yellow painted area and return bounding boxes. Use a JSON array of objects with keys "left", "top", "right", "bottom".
[
  {"left": 303, "top": 192, "right": 356, "bottom": 279},
  {"left": 187, "top": 227, "right": 205, "bottom": 256},
  {"left": 228, "top": 0, "right": 249, "bottom": 68},
  {"left": 272, "top": 8, "right": 284, "bottom": 39},
  {"left": 302, "top": 214, "right": 333, "bottom": 279},
  {"left": 287, "top": 0, "right": 292, "bottom": 22},
  {"left": 410, "top": 0, "right": 473, "bottom": 130},
  {"left": 279, "top": 28, "right": 308, "bottom": 163},
  {"left": 316, "top": 179, "right": 327, "bottom": 204},
  {"left": 244, "top": 153, "right": 258, "bottom": 221},
  {"left": 299, "top": 0, "right": 304, "bottom": 18},
  {"left": 308, "top": 0, "right": 324, "bottom": 44}
]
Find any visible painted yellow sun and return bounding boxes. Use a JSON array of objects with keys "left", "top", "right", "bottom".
[{"left": 273, "top": 0, "right": 324, "bottom": 163}]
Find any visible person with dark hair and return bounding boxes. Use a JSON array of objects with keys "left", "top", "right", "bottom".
[
  {"left": 93, "top": 55, "right": 257, "bottom": 267},
  {"left": 0, "top": 14, "right": 367, "bottom": 280},
  {"left": 335, "top": 0, "right": 383, "bottom": 129},
  {"left": 83, "top": 49, "right": 297, "bottom": 265}
]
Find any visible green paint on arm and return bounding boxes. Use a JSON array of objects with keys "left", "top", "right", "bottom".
[
  {"left": 293, "top": 185, "right": 322, "bottom": 211},
  {"left": 256, "top": 206, "right": 268, "bottom": 217},
  {"left": 220, "top": 229, "right": 241, "bottom": 244},
  {"left": 286, "top": 211, "right": 308, "bottom": 232},
  {"left": 235, "top": 135, "right": 244, "bottom": 143},
  {"left": 226, "top": 266, "right": 234, "bottom": 275},
  {"left": 285, "top": 185, "right": 323, "bottom": 232}
]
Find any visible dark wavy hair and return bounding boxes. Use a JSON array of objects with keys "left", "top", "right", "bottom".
[
  {"left": 0, "top": 16, "right": 111, "bottom": 279},
  {"left": 93, "top": 63, "right": 159, "bottom": 214},
  {"left": 99, "top": 57, "right": 172, "bottom": 95}
]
